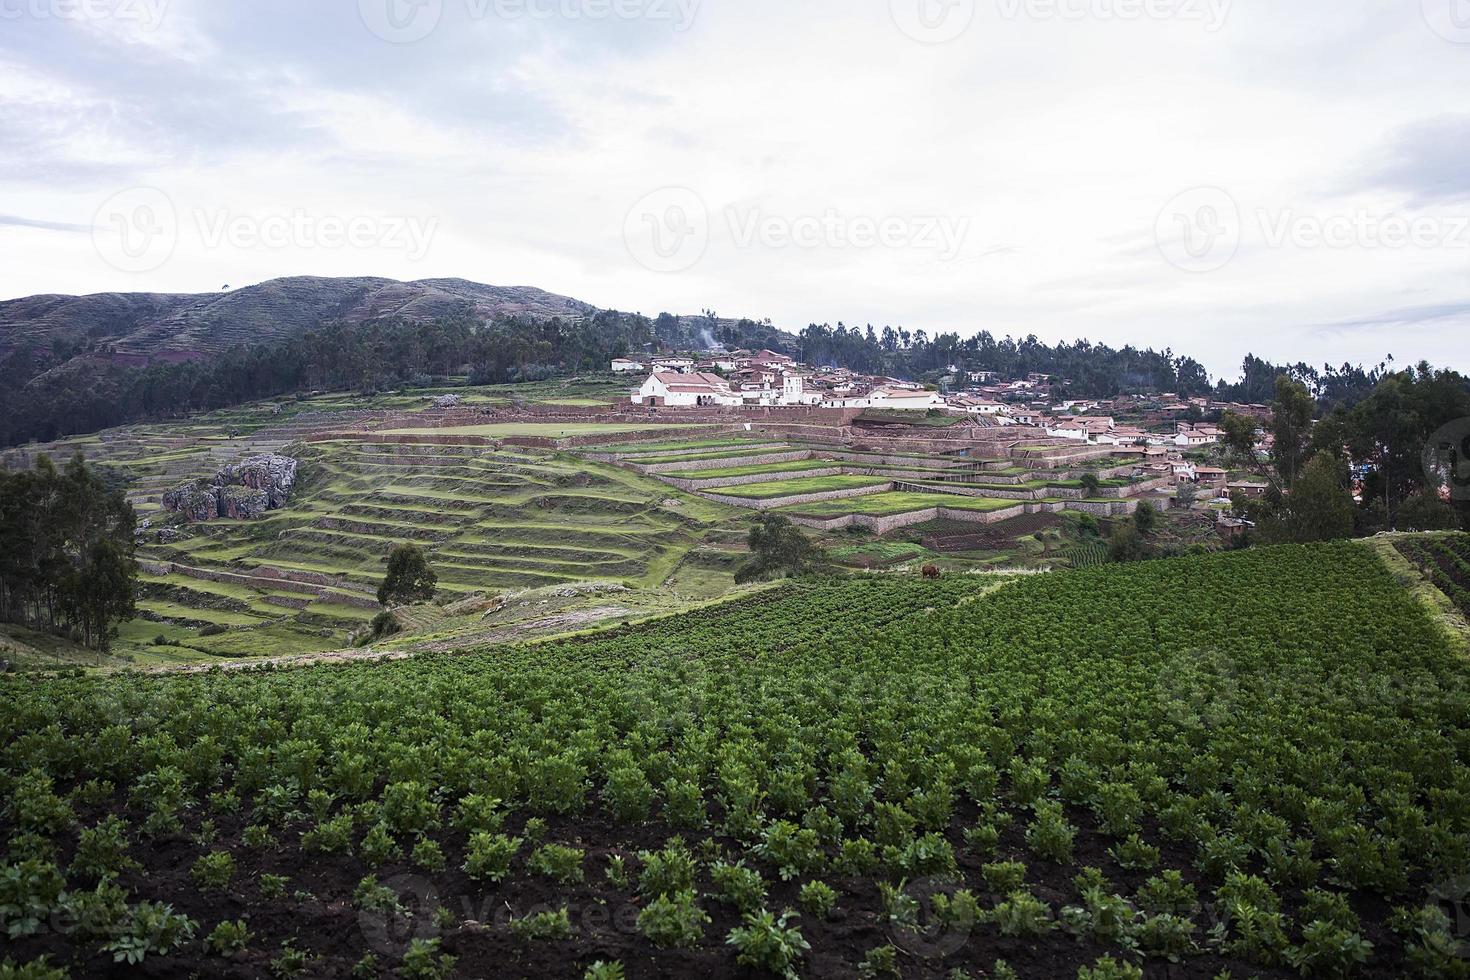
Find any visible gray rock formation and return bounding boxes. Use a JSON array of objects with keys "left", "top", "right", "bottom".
[
  {"left": 163, "top": 454, "right": 298, "bottom": 522},
  {"left": 218, "top": 455, "right": 298, "bottom": 509},
  {"left": 161, "top": 484, "right": 220, "bottom": 522}
]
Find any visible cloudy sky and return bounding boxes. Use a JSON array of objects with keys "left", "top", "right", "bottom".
[{"left": 1, "top": 0, "right": 1468, "bottom": 380}]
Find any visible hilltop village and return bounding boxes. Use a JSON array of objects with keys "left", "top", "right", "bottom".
[{"left": 616, "top": 348, "right": 1273, "bottom": 502}]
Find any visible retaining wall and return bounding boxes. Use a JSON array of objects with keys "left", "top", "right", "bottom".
[{"left": 659, "top": 467, "right": 847, "bottom": 492}]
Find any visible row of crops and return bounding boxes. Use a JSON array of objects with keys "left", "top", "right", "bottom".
[
  {"left": 1396, "top": 534, "right": 1470, "bottom": 618},
  {"left": 2, "top": 543, "right": 1468, "bottom": 977}
]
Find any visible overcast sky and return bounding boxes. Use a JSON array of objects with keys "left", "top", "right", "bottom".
[{"left": 1, "top": 0, "right": 1468, "bottom": 380}]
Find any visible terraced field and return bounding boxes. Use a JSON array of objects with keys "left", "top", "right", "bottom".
[
  {"left": 780, "top": 491, "right": 1032, "bottom": 517},
  {"left": 710, "top": 475, "right": 893, "bottom": 499}
]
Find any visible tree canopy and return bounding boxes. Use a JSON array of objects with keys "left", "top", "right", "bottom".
[
  {"left": 378, "top": 543, "right": 438, "bottom": 607},
  {"left": 0, "top": 454, "right": 137, "bottom": 650}
]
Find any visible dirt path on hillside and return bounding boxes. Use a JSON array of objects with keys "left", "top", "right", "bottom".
[{"left": 150, "top": 604, "right": 633, "bottom": 673}]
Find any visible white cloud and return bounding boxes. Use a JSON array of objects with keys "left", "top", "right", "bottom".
[{"left": 1, "top": 0, "right": 1467, "bottom": 378}]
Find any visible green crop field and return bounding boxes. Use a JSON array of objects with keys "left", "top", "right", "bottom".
[
  {"left": 780, "top": 491, "right": 1025, "bottom": 517},
  {"left": 710, "top": 475, "right": 892, "bottom": 499},
  {"left": 664, "top": 460, "right": 837, "bottom": 480},
  {"left": 3, "top": 543, "right": 1465, "bottom": 978},
  {"left": 377, "top": 423, "right": 686, "bottom": 438}
]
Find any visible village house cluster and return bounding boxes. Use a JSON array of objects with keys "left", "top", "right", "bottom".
[{"left": 614, "top": 351, "right": 1273, "bottom": 499}]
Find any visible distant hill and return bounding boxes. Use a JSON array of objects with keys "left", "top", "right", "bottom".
[{"left": 0, "top": 276, "right": 600, "bottom": 368}]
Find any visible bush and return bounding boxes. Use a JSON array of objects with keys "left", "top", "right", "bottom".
[
  {"left": 510, "top": 907, "right": 573, "bottom": 943},
  {"left": 637, "top": 890, "right": 709, "bottom": 948},
  {"left": 190, "top": 851, "right": 236, "bottom": 891},
  {"left": 726, "top": 909, "right": 811, "bottom": 979},
  {"left": 528, "top": 844, "right": 585, "bottom": 884},
  {"left": 206, "top": 919, "right": 253, "bottom": 955},
  {"left": 798, "top": 880, "right": 837, "bottom": 919},
  {"left": 463, "top": 833, "right": 521, "bottom": 882}
]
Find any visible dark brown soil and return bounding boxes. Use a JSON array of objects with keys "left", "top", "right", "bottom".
[{"left": 3, "top": 787, "right": 1421, "bottom": 980}]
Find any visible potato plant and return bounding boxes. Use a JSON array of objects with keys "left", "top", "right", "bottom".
[{"left": 1, "top": 543, "right": 1468, "bottom": 977}]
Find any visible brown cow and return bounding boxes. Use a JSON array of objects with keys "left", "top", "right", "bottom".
[{"left": 922, "top": 565, "right": 942, "bottom": 580}]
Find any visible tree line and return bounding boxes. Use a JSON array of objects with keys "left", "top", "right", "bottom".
[
  {"left": 1225, "top": 362, "right": 1469, "bottom": 541},
  {"left": 0, "top": 455, "right": 138, "bottom": 651}
]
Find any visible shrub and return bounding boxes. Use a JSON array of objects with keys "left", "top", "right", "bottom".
[
  {"left": 583, "top": 963, "right": 624, "bottom": 980},
  {"left": 411, "top": 837, "right": 447, "bottom": 873},
  {"left": 856, "top": 944, "right": 901, "bottom": 979},
  {"left": 510, "top": 907, "right": 574, "bottom": 943},
  {"left": 637, "top": 890, "right": 709, "bottom": 948},
  {"left": 528, "top": 844, "right": 585, "bottom": 884},
  {"left": 711, "top": 860, "right": 768, "bottom": 913},
  {"left": 1077, "top": 956, "right": 1144, "bottom": 980},
  {"left": 190, "top": 851, "right": 236, "bottom": 891},
  {"left": 463, "top": 833, "right": 521, "bottom": 882},
  {"left": 103, "top": 902, "right": 198, "bottom": 965},
  {"left": 360, "top": 823, "right": 403, "bottom": 866},
  {"left": 206, "top": 919, "right": 253, "bottom": 955},
  {"left": 604, "top": 766, "right": 654, "bottom": 822},
  {"left": 1286, "top": 920, "right": 1374, "bottom": 977},
  {"left": 1135, "top": 870, "right": 1197, "bottom": 916},
  {"left": 0, "top": 958, "right": 68, "bottom": 980},
  {"left": 72, "top": 815, "right": 138, "bottom": 879},
  {"left": 301, "top": 813, "right": 353, "bottom": 854},
  {"left": 726, "top": 909, "right": 811, "bottom": 979},
  {"left": 982, "top": 861, "right": 1028, "bottom": 894},
  {"left": 798, "top": 880, "right": 837, "bottom": 919},
  {"left": 993, "top": 890, "right": 1054, "bottom": 937},
  {"left": 1110, "top": 834, "right": 1160, "bottom": 871},
  {"left": 1025, "top": 805, "right": 1077, "bottom": 864},
  {"left": 259, "top": 874, "right": 289, "bottom": 900},
  {"left": 638, "top": 839, "right": 695, "bottom": 899}
]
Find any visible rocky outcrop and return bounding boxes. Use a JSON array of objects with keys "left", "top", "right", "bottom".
[
  {"left": 217, "top": 455, "right": 298, "bottom": 509},
  {"left": 163, "top": 454, "right": 297, "bottom": 522},
  {"left": 161, "top": 484, "right": 219, "bottom": 522}
]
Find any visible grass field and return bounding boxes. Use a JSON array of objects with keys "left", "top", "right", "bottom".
[
  {"left": 377, "top": 423, "right": 685, "bottom": 438},
  {"left": 710, "top": 475, "right": 892, "bottom": 499},
  {"left": 664, "top": 460, "right": 834, "bottom": 480}
]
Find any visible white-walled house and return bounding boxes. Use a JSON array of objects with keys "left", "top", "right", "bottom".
[
  {"left": 633, "top": 372, "right": 738, "bottom": 407},
  {"left": 611, "top": 357, "right": 646, "bottom": 373},
  {"left": 867, "top": 387, "right": 945, "bottom": 411},
  {"left": 652, "top": 356, "right": 696, "bottom": 372}
]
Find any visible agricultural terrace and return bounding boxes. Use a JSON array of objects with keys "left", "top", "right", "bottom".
[
  {"left": 1, "top": 407, "right": 758, "bottom": 665},
  {"left": 779, "top": 492, "right": 1033, "bottom": 517},
  {"left": 375, "top": 423, "right": 693, "bottom": 439},
  {"left": 2, "top": 544, "right": 1467, "bottom": 978},
  {"left": 710, "top": 476, "right": 893, "bottom": 500}
]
